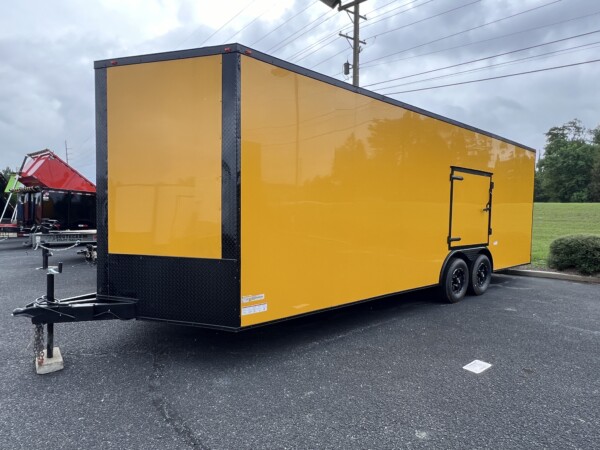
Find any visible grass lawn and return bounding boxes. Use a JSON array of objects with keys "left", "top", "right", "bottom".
[{"left": 531, "top": 203, "right": 600, "bottom": 268}]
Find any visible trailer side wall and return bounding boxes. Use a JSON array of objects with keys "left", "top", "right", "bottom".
[{"left": 240, "top": 56, "right": 534, "bottom": 327}]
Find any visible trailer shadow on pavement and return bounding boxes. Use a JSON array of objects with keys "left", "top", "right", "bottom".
[{"left": 1, "top": 242, "right": 599, "bottom": 450}]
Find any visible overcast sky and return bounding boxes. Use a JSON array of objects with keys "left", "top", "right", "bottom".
[{"left": 1, "top": 0, "right": 598, "bottom": 182}]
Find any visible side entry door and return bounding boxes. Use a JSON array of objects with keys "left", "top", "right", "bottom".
[{"left": 448, "top": 167, "right": 493, "bottom": 249}]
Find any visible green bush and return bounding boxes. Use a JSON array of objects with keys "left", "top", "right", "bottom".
[{"left": 548, "top": 234, "right": 600, "bottom": 275}]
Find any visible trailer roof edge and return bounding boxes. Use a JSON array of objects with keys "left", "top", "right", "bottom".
[{"left": 94, "top": 43, "right": 536, "bottom": 153}]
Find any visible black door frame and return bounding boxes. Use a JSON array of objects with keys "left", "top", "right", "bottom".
[{"left": 447, "top": 166, "right": 494, "bottom": 251}]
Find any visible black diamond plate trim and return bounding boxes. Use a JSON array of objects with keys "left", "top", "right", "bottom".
[{"left": 106, "top": 255, "right": 239, "bottom": 328}]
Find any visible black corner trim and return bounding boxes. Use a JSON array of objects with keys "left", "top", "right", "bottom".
[{"left": 94, "top": 67, "right": 109, "bottom": 295}]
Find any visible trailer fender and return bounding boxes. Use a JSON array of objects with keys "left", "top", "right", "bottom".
[{"left": 438, "top": 247, "right": 494, "bottom": 286}]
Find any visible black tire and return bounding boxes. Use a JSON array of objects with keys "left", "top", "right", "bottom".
[
  {"left": 441, "top": 258, "right": 469, "bottom": 303},
  {"left": 469, "top": 254, "right": 492, "bottom": 295}
]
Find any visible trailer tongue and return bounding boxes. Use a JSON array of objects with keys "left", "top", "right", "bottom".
[{"left": 13, "top": 248, "right": 136, "bottom": 373}]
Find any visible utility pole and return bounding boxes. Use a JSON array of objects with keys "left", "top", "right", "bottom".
[
  {"left": 64, "top": 140, "right": 71, "bottom": 164},
  {"left": 321, "top": 0, "right": 367, "bottom": 87}
]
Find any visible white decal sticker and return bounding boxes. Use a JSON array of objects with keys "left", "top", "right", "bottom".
[
  {"left": 463, "top": 360, "right": 492, "bottom": 374},
  {"left": 241, "top": 294, "right": 265, "bottom": 304},
  {"left": 493, "top": 241, "right": 498, "bottom": 246},
  {"left": 242, "top": 303, "right": 268, "bottom": 316}
]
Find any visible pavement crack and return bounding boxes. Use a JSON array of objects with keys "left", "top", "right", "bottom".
[{"left": 149, "top": 351, "right": 210, "bottom": 450}]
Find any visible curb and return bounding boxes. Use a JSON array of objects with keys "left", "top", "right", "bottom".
[{"left": 500, "top": 269, "right": 600, "bottom": 284}]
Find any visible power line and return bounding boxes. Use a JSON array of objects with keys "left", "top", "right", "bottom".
[
  {"left": 290, "top": 0, "right": 432, "bottom": 63},
  {"left": 199, "top": 0, "right": 257, "bottom": 47},
  {"left": 223, "top": 0, "right": 279, "bottom": 43},
  {"left": 267, "top": 7, "right": 336, "bottom": 54},
  {"left": 337, "top": 0, "right": 433, "bottom": 37},
  {"left": 287, "top": 16, "right": 348, "bottom": 61},
  {"left": 179, "top": 0, "right": 256, "bottom": 48},
  {"left": 360, "top": 0, "right": 435, "bottom": 31},
  {"left": 289, "top": 32, "right": 340, "bottom": 62},
  {"left": 311, "top": 0, "right": 478, "bottom": 69},
  {"left": 360, "top": 0, "right": 563, "bottom": 66},
  {"left": 367, "top": 0, "right": 428, "bottom": 19},
  {"left": 363, "top": 0, "right": 404, "bottom": 17},
  {"left": 363, "top": 0, "right": 481, "bottom": 41},
  {"left": 364, "top": 29, "right": 600, "bottom": 88},
  {"left": 77, "top": 131, "right": 95, "bottom": 149},
  {"left": 358, "top": 9, "right": 600, "bottom": 70},
  {"left": 251, "top": 1, "right": 317, "bottom": 46},
  {"left": 382, "top": 58, "right": 600, "bottom": 95},
  {"left": 377, "top": 40, "right": 600, "bottom": 92},
  {"left": 336, "top": 0, "right": 431, "bottom": 36}
]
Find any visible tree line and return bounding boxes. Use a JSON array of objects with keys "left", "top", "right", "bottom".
[{"left": 535, "top": 119, "right": 600, "bottom": 202}]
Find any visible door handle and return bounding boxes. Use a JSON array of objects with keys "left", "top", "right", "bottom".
[{"left": 482, "top": 206, "right": 491, "bottom": 212}]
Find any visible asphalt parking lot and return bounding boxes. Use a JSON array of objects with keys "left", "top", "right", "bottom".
[{"left": 1, "top": 239, "right": 599, "bottom": 449}]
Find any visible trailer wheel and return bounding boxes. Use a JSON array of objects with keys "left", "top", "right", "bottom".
[
  {"left": 469, "top": 254, "right": 492, "bottom": 295},
  {"left": 442, "top": 258, "right": 469, "bottom": 303}
]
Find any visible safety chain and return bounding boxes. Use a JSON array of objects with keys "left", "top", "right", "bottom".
[
  {"left": 34, "top": 240, "right": 81, "bottom": 252},
  {"left": 34, "top": 324, "right": 45, "bottom": 366}
]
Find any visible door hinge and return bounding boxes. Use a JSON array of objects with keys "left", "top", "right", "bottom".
[
  {"left": 490, "top": 181, "right": 495, "bottom": 189},
  {"left": 451, "top": 175, "right": 464, "bottom": 181},
  {"left": 448, "top": 236, "right": 462, "bottom": 244}
]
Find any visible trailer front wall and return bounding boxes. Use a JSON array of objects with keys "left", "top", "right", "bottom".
[
  {"left": 240, "top": 56, "right": 534, "bottom": 326},
  {"left": 106, "top": 56, "right": 222, "bottom": 259}
]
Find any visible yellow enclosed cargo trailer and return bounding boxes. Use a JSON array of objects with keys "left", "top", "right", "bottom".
[{"left": 15, "top": 44, "right": 535, "bottom": 332}]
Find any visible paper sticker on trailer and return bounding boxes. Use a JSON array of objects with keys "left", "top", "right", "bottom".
[
  {"left": 242, "top": 303, "right": 268, "bottom": 316},
  {"left": 241, "top": 294, "right": 265, "bottom": 303}
]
